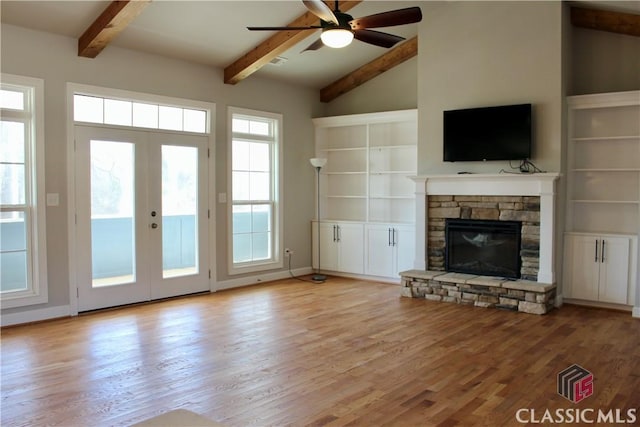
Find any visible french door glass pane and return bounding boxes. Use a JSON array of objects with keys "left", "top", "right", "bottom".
[
  {"left": 0, "top": 211, "right": 28, "bottom": 292},
  {"left": 162, "top": 145, "right": 198, "bottom": 278},
  {"left": 90, "top": 140, "right": 135, "bottom": 287}
]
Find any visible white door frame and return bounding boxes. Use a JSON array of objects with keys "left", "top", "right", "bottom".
[{"left": 66, "top": 83, "right": 216, "bottom": 315}]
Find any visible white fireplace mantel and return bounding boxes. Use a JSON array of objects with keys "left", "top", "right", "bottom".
[{"left": 411, "top": 173, "right": 561, "bottom": 284}]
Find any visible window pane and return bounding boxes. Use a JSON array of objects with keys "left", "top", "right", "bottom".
[
  {"left": 184, "top": 109, "right": 206, "bottom": 133},
  {"left": 249, "top": 171, "right": 270, "bottom": 200},
  {"left": 162, "top": 145, "right": 198, "bottom": 278},
  {"left": 249, "top": 120, "right": 270, "bottom": 136},
  {"left": 0, "top": 121, "right": 25, "bottom": 163},
  {"left": 132, "top": 102, "right": 158, "bottom": 128},
  {"left": 0, "top": 89, "right": 24, "bottom": 110},
  {"left": 0, "top": 164, "right": 26, "bottom": 205},
  {"left": 159, "top": 106, "right": 183, "bottom": 131},
  {"left": 251, "top": 232, "right": 270, "bottom": 260},
  {"left": 232, "top": 140, "right": 250, "bottom": 171},
  {"left": 232, "top": 118, "right": 249, "bottom": 133},
  {"left": 233, "top": 233, "right": 251, "bottom": 263},
  {"left": 252, "top": 205, "right": 271, "bottom": 233},
  {"left": 232, "top": 205, "right": 251, "bottom": 233},
  {"left": 232, "top": 171, "right": 250, "bottom": 201},
  {"left": 0, "top": 211, "right": 27, "bottom": 251},
  {"left": 0, "top": 251, "right": 28, "bottom": 292},
  {"left": 250, "top": 142, "right": 270, "bottom": 172},
  {"left": 104, "top": 99, "right": 132, "bottom": 126},
  {"left": 74, "top": 95, "right": 103, "bottom": 123},
  {"left": 90, "top": 140, "right": 135, "bottom": 287}
]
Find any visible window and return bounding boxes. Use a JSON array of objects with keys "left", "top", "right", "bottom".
[
  {"left": 74, "top": 94, "right": 207, "bottom": 133},
  {"left": 229, "top": 108, "right": 282, "bottom": 273},
  {"left": 0, "top": 75, "right": 47, "bottom": 308}
]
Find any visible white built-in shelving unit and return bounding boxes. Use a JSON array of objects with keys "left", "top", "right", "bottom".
[
  {"left": 564, "top": 90, "right": 639, "bottom": 310},
  {"left": 311, "top": 109, "right": 417, "bottom": 280}
]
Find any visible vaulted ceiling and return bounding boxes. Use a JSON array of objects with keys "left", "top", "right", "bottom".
[{"left": 1, "top": 1, "right": 639, "bottom": 102}]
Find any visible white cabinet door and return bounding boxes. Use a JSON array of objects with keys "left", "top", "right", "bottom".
[
  {"left": 395, "top": 225, "right": 415, "bottom": 274},
  {"left": 564, "top": 234, "right": 633, "bottom": 305},
  {"left": 599, "top": 236, "right": 631, "bottom": 304},
  {"left": 365, "top": 224, "right": 415, "bottom": 278},
  {"left": 337, "top": 223, "right": 364, "bottom": 274},
  {"left": 566, "top": 235, "right": 601, "bottom": 301},
  {"left": 313, "top": 222, "right": 339, "bottom": 272},
  {"left": 365, "top": 225, "right": 395, "bottom": 277}
]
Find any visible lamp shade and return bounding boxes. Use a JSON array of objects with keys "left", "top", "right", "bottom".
[
  {"left": 320, "top": 28, "right": 354, "bottom": 48},
  {"left": 309, "top": 158, "right": 327, "bottom": 168}
]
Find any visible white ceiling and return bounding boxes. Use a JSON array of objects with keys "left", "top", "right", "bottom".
[
  {"left": 1, "top": 1, "right": 638, "bottom": 90},
  {"left": 0, "top": 0, "right": 421, "bottom": 89}
]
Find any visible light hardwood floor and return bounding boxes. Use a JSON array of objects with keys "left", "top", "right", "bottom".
[{"left": 1, "top": 277, "right": 639, "bottom": 426}]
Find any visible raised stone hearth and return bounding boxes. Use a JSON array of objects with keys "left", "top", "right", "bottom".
[{"left": 400, "top": 270, "right": 556, "bottom": 314}]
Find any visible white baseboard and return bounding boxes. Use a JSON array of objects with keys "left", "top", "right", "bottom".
[
  {"left": 633, "top": 307, "right": 640, "bottom": 318},
  {"left": 214, "top": 267, "right": 314, "bottom": 291},
  {"left": 1, "top": 305, "right": 71, "bottom": 327}
]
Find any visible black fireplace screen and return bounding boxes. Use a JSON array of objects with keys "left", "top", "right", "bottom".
[{"left": 445, "top": 219, "right": 521, "bottom": 279}]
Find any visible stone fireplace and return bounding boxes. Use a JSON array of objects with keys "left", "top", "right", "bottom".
[
  {"left": 429, "top": 196, "right": 540, "bottom": 281},
  {"left": 401, "top": 173, "right": 561, "bottom": 314}
]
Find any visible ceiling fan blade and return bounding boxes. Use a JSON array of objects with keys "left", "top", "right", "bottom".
[
  {"left": 302, "top": 38, "right": 325, "bottom": 52},
  {"left": 247, "top": 26, "right": 321, "bottom": 31},
  {"left": 349, "top": 7, "right": 422, "bottom": 30},
  {"left": 353, "top": 29, "right": 405, "bottom": 48},
  {"left": 302, "top": 0, "right": 339, "bottom": 25}
]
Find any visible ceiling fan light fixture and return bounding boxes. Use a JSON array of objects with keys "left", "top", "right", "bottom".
[{"left": 320, "top": 28, "right": 354, "bottom": 48}]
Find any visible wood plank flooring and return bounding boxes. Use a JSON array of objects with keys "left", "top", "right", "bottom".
[{"left": 1, "top": 277, "right": 639, "bottom": 426}]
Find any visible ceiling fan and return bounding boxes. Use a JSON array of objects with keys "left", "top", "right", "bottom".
[{"left": 247, "top": 0, "right": 422, "bottom": 50}]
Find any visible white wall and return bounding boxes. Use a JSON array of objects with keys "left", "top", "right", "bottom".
[
  {"left": 1, "top": 24, "right": 324, "bottom": 317},
  {"left": 571, "top": 27, "right": 640, "bottom": 95},
  {"left": 418, "top": 1, "right": 564, "bottom": 175},
  {"left": 324, "top": 57, "right": 418, "bottom": 116}
]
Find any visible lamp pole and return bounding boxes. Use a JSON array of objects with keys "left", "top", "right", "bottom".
[{"left": 310, "top": 158, "right": 327, "bottom": 282}]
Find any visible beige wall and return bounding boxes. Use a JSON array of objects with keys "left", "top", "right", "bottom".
[
  {"left": 1, "top": 24, "right": 323, "bottom": 316},
  {"left": 570, "top": 27, "right": 640, "bottom": 95},
  {"left": 418, "top": 1, "right": 564, "bottom": 175},
  {"left": 324, "top": 57, "right": 418, "bottom": 117}
]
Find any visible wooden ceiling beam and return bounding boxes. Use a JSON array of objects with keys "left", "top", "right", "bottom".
[
  {"left": 571, "top": 6, "right": 640, "bottom": 37},
  {"left": 320, "top": 36, "right": 417, "bottom": 103},
  {"left": 78, "top": 0, "right": 151, "bottom": 58},
  {"left": 224, "top": 1, "right": 362, "bottom": 85}
]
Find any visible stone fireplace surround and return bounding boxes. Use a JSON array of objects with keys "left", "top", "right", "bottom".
[{"left": 402, "top": 173, "right": 561, "bottom": 314}]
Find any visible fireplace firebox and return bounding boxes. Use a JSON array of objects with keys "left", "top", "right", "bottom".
[{"left": 445, "top": 219, "right": 521, "bottom": 279}]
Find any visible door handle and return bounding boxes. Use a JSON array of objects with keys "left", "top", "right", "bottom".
[
  {"left": 333, "top": 225, "right": 336, "bottom": 242},
  {"left": 595, "top": 239, "right": 598, "bottom": 262},
  {"left": 388, "top": 228, "right": 392, "bottom": 246},
  {"left": 601, "top": 239, "right": 605, "bottom": 263}
]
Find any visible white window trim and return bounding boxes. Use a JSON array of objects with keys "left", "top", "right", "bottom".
[
  {"left": 66, "top": 82, "right": 216, "bottom": 315},
  {"left": 0, "top": 74, "right": 48, "bottom": 309},
  {"left": 227, "top": 107, "right": 283, "bottom": 275}
]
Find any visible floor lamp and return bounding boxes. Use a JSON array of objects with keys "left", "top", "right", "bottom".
[{"left": 310, "top": 158, "right": 327, "bottom": 282}]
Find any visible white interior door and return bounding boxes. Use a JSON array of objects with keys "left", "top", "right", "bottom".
[{"left": 75, "top": 126, "right": 208, "bottom": 311}]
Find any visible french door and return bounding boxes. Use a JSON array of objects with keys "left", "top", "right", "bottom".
[{"left": 74, "top": 126, "right": 209, "bottom": 311}]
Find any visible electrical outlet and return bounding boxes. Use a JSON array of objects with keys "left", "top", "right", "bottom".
[{"left": 284, "top": 248, "right": 293, "bottom": 257}]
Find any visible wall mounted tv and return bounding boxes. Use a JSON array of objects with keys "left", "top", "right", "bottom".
[{"left": 443, "top": 103, "right": 532, "bottom": 162}]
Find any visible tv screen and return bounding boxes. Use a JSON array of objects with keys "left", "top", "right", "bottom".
[{"left": 443, "top": 103, "right": 532, "bottom": 162}]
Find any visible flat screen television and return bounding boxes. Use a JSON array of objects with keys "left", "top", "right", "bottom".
[{"left": 443, "top": 103, "right": 532, "bottom": 162}]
